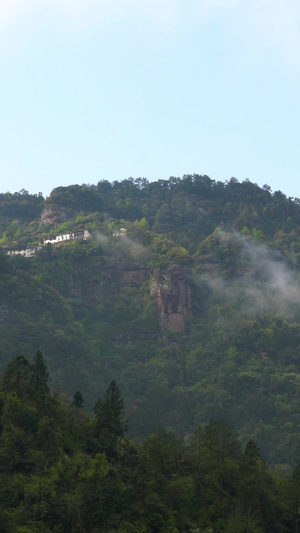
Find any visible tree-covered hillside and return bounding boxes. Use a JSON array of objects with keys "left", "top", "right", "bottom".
[
  {"left": 2, "top": 176, "right": 300, "bottom": 468},
  {"left": 0, "top": 353, "right": 298, "bottom": 533}
]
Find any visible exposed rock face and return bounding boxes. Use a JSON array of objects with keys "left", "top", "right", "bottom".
[
  {"left": 67, "top": 257, "right": 192, "bottom": 333},
  {"left": 150, "top": 266, "right": 192, "bottom": 333},
  {"left": 41, "top": 206, "right": 76, "bottom": 224}
]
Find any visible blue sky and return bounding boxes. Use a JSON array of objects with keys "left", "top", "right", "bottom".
[{"left": 1, "top": 0, "right": 300, "bottom": 198}]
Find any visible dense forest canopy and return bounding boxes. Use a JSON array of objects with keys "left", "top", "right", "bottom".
[
  {"left": 0, "top": 352, "right": 300, "bottom": 532},
  {"left": 2, "top": 175, "right": 300, "bottom": 471}
]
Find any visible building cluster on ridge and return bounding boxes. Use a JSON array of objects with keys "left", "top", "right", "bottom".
[
  {"left": 7, "top": 229, "right": 91, "bottom": 258},
  {"left": 44, "top": 229, "right": 91, "bottom": 244}
]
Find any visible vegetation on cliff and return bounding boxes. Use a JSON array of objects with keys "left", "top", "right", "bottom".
[{"left": 2, "top": 176, "right": 300, "bottom": 468}]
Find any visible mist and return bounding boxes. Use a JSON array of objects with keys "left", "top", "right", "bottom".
[
  {"left": 200, "top": 231, "right": 300, "bottom": 319},
  {"left": 94, "top": 230, "right": 149, "bottom": 263}
]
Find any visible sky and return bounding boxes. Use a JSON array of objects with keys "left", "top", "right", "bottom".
[{"left": 0, "top": 0, "right": 300, "bottom": 198}]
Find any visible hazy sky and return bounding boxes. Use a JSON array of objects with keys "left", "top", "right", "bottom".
[{"left": 1, "top": 0, "right": 300, "bottom": 198}]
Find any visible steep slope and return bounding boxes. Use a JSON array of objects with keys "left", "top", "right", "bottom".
[{"left": 2, "top": 176, "right": 300, "bottom": 467}]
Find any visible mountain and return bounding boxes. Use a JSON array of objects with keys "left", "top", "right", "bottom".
[{"left": 2, "top": 175, "right": 300, "bottom": 468}]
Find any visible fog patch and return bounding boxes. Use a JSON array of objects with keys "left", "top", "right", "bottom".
[
  {"left": 119, "top": 234, "right": 149, "bottom": 262},
  {"left": 94, "top": 231, "right": 109, "bottom": 247},
  {"left": 199, "top": 231, "right": 300, "bottom": 319},
  {"left": 94, "top": 230, "right": 148, "bottom": 263}
]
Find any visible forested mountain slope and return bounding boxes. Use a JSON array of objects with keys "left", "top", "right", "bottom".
[
  {"left": 0, "top": 353, "right": 297, "bottom": 532},
  {"left": 2, "top": 175, "right": 300, "bottom": 468}
]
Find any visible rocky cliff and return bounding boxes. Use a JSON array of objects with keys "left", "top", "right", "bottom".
[
  {"left": 150, "top": 266, "right": 192, "bottom": 333},
  {"left": 41, "top": 206, "right": 77, "bottom": 224},
  {"left": 67, "top": 258, "right": 192, "bottom": 333}
]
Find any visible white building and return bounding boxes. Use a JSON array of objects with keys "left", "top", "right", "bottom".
[{"left": 8, "top": 229, "right": 92, "bottom": 257}]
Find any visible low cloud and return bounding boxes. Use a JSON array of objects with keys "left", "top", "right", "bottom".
[
  {"left": 242, "top": 237, "right": 300, "bottom": 309},
  {"left": 200, "top": 232, "right": 300, "bottom": 319},
  {"left": 120, "top": 234, "right": 149, "bottom": 262},
  {"left": 94, "top": 230, "right": 148, "bottom": 262},
  {"left": 94, "top": 231, "right": 109, "bottom": 247}
]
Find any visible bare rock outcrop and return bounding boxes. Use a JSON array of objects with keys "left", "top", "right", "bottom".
[
  {"left": 150, "top": 266, "right": 192, "bottom": 333},
  {"left": 66, "top": 257, "right": 192, "bottom": 333},
  {"left": 41, "top": 206, "right": 76, "bottom": 224}
]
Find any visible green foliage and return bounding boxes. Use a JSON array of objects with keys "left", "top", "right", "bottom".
[
  {"left": 3, "top": 176, "right": 300, "bottom": 470},
  {"left": 72, "top": 390, "right": 84, "bottom": 408},
  {"left": 93, "top": 380, "right": 126, "bottom": 458},
  {"left": 0, "top": 355, "right": 298, "bottom": 532}
]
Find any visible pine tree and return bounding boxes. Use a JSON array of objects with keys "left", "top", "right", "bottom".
[
  {"left": 1, "top": 355, "right": 31, "bottom": 399},
  {"left": 30, "top": 350, "right": 49, "bottom": 402},
  {"left": 93, "top": 380, "right": 126, "bottom": 457},
  {"left": 72, "top": 390, "right": 84, "bottom": 408}
]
